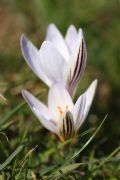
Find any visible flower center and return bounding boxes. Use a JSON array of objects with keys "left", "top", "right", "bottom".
[
  {"left": 59, "top": 111, "right": 75, "bottom": 141},
  {"left": 57, "top": 105, "right": 69, "bottom": 118}
]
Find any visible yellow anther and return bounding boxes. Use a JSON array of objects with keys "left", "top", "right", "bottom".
[{"left": 57, "top": 106, "right": 63, "bottom": 117}]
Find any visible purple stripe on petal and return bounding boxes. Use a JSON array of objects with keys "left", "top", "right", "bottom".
[{"left": 67, "top": 39, "right": 85, "bottom": 97}]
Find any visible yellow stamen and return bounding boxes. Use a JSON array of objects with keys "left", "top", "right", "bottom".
[{"left": 57, "top": 106, "right": 63, "bottom": 117}]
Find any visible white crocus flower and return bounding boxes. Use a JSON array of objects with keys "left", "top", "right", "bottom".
[
  {"left": 20, "top": 24, "right": 87, "bottom": 97},
  {"left": 22, "top": 80, "right": 97, "bottom": 141},
  {"left": 46, "top": 23, "right": 85, "bottom": 60}
]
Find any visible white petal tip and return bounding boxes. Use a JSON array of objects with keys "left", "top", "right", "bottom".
[
  {"left": 92, "top": 79, "right": 98, "bottom": 88},
  {"left": 22, "top": 89, "right": 28, "bottom": 100},
  {"left": 48, "top": 23, "right": 56, "bottom": 27},
  {"left": 22, "top": 89, "right": 33, "bottom": 108},
  {"left": 20, "top": 34, "right": 27, "bottom": 46},
  {"left": 79, "top": 28, "right": 84, "bottom": 36},
  {"left": 86, "top": 79, "right": 98, "bottom": 100},
  {"left": 20, "top": 34, "right": 30, "bottom": 56},
  {"left": 68, "top": 24, "right": 76, "bottom": 29},
  {"left": 21, "top": 89, "right": 27, "bottom": 97},
  {"left": 40, "top": 40, "right": 51, "bottom": 49},
  {"left": 79, "top": 28, "right": 83, "bottom": 32},
  {"left": 47, "top": 23, "right": 57, "bottom": 32},
  {"left": 21, "top": 34, "right": 25, "bottom": 40}
]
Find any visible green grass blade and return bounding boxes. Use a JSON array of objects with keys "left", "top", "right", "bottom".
[
  {"left": 65, "top": 114, "right": 108, "bottom": 164},
  {"left": 48, "top": 163, "right": 87, "bottom": 179},
  {"left": 0, "top": 144, "right": 24, "bottom": 171},
  {"left": 40, "top": 128, "right": 94, "bottom": 162},
  {"left": 0, "top": 101, "right": 25, "bottom": 126},
  {"left": 97, "top": 145, "right": 120, "bottom": 168}
]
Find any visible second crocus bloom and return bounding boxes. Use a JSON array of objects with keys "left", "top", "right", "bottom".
[
  {"left": 22, "top": 80, "right": 97, "bottom": 141},
  {"left": 21, "top": 24, "right": 87, "bottom": 98}
]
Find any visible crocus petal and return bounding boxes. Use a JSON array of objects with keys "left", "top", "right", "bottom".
[
  {"left": 48, "top": 83, "right": 74, "bottom": 122},
  {"left": 46, "top": 23, "right": 70, "bottom": 61},
  {"left": 82, "top": 79, "right": 98, "bottom": 122},
  {"left": 71, "top": 94, "right": 86, "bottom": 130},
  {"left": 22, "top": 90, "right": 51, "bottom": 119},
  {"left": 22, "top": 90, "right": 58, "bottom": 134},
  {"left": 39, "top": 41, "right": 66, "bottom": 85},
  {"left": 65, "top": 25, "right": 78, "bottom": 52},
  {"left": 63, "top": 30, "right": 87, "bottom": 97},
  {"left": 33, "top": 108, "right": 58, "bottom": 134},
  {"left": 21, "top": 35, "right": 51, "bottom": 86}
]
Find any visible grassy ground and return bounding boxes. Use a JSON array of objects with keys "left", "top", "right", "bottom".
[{"left": 0, "top": 0, "right": 120, "bottom": 179}]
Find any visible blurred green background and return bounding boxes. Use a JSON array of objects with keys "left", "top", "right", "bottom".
[{"left": 0, "top": 0, "right": 120, "bottom": 175}]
